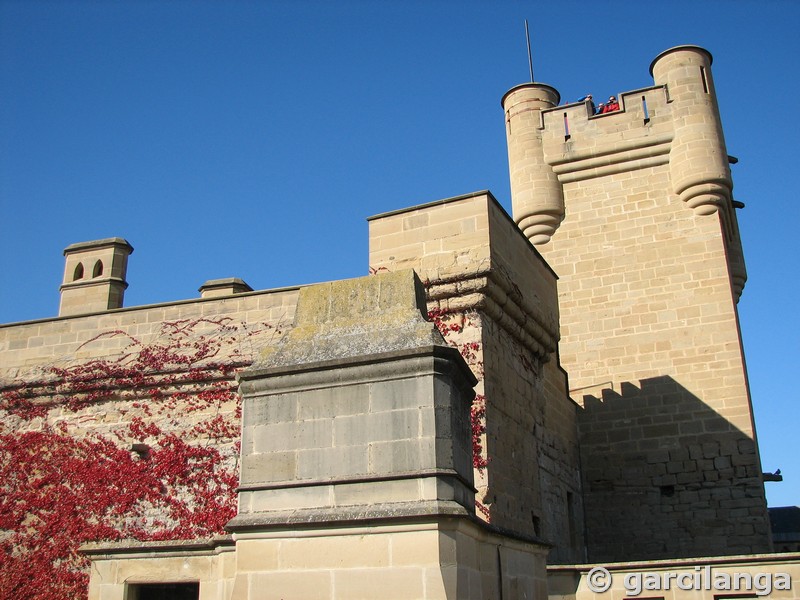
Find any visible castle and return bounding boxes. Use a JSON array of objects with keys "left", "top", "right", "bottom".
[{"left": 1, "top": 45, "right": 798, "bottom": 599}]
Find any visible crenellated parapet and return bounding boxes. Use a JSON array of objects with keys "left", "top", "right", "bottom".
[
  {"left": 540, "top": 85, "right": 673, "bottom": 183},
  {"left": 505, "top": 46, "right": 740, "bottom": 237},
  {"left": 503, "top": 45, "right": 747, "bottom": 298}
]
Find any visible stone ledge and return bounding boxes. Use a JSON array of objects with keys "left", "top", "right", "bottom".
[
  {"left": 366, "top": 190, "right": 494, "bottom": 222},
  {"left": 59, "top": 276, "right": 129, "bottom": 292},
  {"left": 238, "top": 344, "right": 476, "bottom": 394},
  {"left": 63, "top": 238, "right": 134, "bottom": 255},
  {"left": 226, "top": 499, "right": 472, "bottom": 532},
  {"left": 226, "top": 501, "right": 555, "bottom": 551},
  {"left": 237, "top": 467, "right": 474, "bottom": 493},
  {"left": 79, "top": 535, "right": 234, "bottom": 557},
  {"left": 425, "top": 269, "right": 558, "bottom": 359},
  {"left": 548, "top": 551, "right": 800, "bottom": 572}
]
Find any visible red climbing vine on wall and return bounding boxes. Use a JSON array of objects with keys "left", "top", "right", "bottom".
[
  {"left": 0, "top": 302, "right": 495, "bottom": 597},
  {"left": 427, "top": 308, "right": 488, "bottom": 471},
  {"left": 0, "top": 317, "right": 279, "bottom": 600}
]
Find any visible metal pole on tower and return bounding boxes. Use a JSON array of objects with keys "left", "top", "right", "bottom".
[{"left": 525, "top": 19, "right": 534, "bottom": 82}]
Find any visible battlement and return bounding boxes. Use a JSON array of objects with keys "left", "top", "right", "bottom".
[
  {"left": 541, "top": 85, "right": 673, "bottom": 183},
  {"left": 503, "top": 44, "right": 746, "bottom": 299}
]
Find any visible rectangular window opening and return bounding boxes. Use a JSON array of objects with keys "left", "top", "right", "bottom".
[
  {"left": 531, "top": 512, "right": 541, "bottom": 537},
  {"left": 567, "top": 491, "right": 578, "bottom": 549},
  {"left": 126, "top": 582, "right": 200, "bottom": 600},
  {"left": 700, "top": 66, "right": 710, "bottom": 94}
]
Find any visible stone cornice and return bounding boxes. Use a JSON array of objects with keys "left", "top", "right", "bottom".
[{"left": 425, "top": 268, "right": 558, "bottom": 360}]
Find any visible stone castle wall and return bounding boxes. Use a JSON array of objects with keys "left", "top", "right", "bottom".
[
  {"left": 1, "top": 287, "right": 297, "bottom": 439},
  {"left": 0, "top": 287, "right": 297, "bottom": 593},
  {"left": 83, "top": 270, "right": 553, "bottom": 600}
]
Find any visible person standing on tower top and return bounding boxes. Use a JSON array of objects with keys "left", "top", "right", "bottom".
[{"left": 602, "top": 95, "right": 620, "bottom": 113}]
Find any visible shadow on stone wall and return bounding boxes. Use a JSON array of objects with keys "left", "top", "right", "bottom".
[{"left": 577, "top": 376, "right": 771, "bottom": 562}]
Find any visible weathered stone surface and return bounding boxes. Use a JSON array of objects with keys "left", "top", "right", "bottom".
[
  {"left": 233, "top": 270, "right": 477, "bottom": 531},
  {"left": 253, "top": 270, "right": 444, "bottom": 368}
]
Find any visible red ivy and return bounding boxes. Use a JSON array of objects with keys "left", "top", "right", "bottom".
[
  {"left": 471, "top": 394, "right": 489, "bottom": 470},
  {"left": 0, "top": 424, "right": 237, "bottom": 599},
  {"left": 0, "top": 318, "right": 269, "bottom": 599},
  {"left": 428, "top": 309, "right": 488, "bottom": 471}
]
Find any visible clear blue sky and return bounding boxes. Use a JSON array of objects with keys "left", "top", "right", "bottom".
[{"left": 1, "top": 1, "right": 798, "bottom": 508}]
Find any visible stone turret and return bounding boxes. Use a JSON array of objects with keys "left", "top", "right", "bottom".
[
  {"left": 501, "top": 83, "right": 564, "bottom": 245},
  {"left": 59, "top": 238, "right": 133, "bottom": 316},
  {"left": 651, "top": 45, "right": 747, "bottom": 298},
  {"left": 650, "top": 45, "right": 731, "bottom": 216}
]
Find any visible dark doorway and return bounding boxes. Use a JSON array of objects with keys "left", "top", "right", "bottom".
[{"left": 128, "top": 582, "right": 199, "bottom": 600}]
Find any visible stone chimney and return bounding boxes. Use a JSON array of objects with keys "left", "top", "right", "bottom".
[
  {"left": 59, "top": 238, "right": 133, "bottom": 316},
  {"left": 198, "top": 278, "right": 253, "bottom": 298}
]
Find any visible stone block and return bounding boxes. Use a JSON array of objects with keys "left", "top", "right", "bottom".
[
  {"left": 252, "top": 418, "right": 333, "bottom": 453},
  {"left": 295, "top": 445, "right": 369, "bottom": 480},
  {"left": 242, "top": 394, "right": 298, "bottom": 429},
  {"left": 666, "top": 461, "right": 683, "bottom": 474},
  {"left": 95, "top": 584, "right": 125, "bottom": 600},
  {"left": 334, "top": 408, "right": 420, "bottom": 447},
  {"left": 333, "top": 477, "right": 421, "bottom": 506},
  {"left": 235, "top": 539, "right": 281, "bottom": 572},
  {"left": 279, "top": 535, "right": 391, "bottom": 570},
  {"left": 391, "top": 529, "right": 440, "bottom": 567},
  {"left": 248, "top": 571, "right": 332, "bottom": 600},
  {"left": 369, "top": 378, "right": 431, "bottom": 412},
  {"left": 240, "top": 451, "right": 296, "bottom": 484},
  {"left": 702, "top": 442, "right": 720, "bottom": 458},
  {"left": 713, "top": 455, "right": 732, "bottom": 470},
  {"left": 297, "top": 384, "right": 369, "bottom": 420},
  {"left": 114, "top": 555, "right": 213, "bottom": 584},
  {"left": 247, "top": 484, "right": 333, "bottom": 512},
  {"left": 334, "top": 568, "right": 426, "bottom": 599},
  {"left": 368, "top": 438, "right": 435, "bottom": 473}
]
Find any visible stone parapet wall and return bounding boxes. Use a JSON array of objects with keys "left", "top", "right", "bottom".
[
  {"left": 542, "top": 86, "right": 673, "bottom": 184},
  {"left": 1, "top": 288, "right": 298, "bottom": 374},
  {"left": 1, "top": 288, "right": 298, "bottom": 440}
]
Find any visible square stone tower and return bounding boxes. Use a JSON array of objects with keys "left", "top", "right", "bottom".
[{"left": 502, "top": 46, "right": 770, "bottom": 560}]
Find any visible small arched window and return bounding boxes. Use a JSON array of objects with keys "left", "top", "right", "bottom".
[
  {"left": 73, "top": 262, "right": 84, "bottom": 281},
  {"left": 92, "top": 260, "right": 103, "bottom": 278}
]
